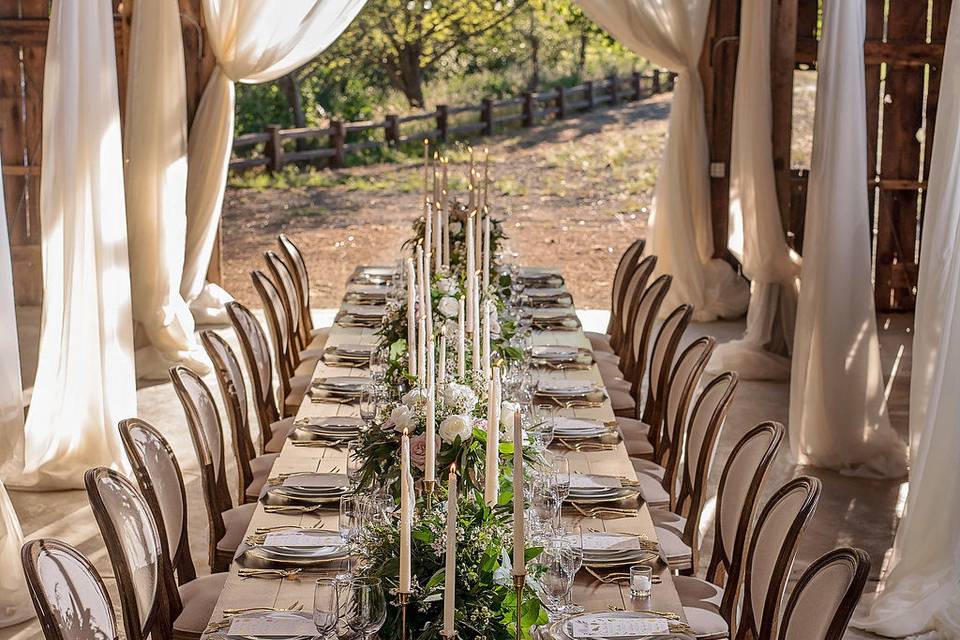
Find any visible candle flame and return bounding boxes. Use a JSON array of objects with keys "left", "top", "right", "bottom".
[
  {"left": 450, "top": 463, "right": 457, "bottom": 474},
  {"left": 403, "top": 428, "right": 410, "bottom": 436}
]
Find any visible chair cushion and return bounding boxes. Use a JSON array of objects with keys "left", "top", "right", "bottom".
[
  {"left": 633, "top": 457, "right": 666, "bottom": 480},
  {"left": 682, "top": 604, "right": 729, "bottom": 640},
  {"left": 265, "top": 417, "right": 296, "bottom": 453},
  {"left": 585, "top": 331, "right": 614, "bottom": 353},
  {"left": 594, "top": 351, "right": 620, "bottom": 365},
  {"left": 621, "top": 429, "right": 653, "bottom": 458},
  {"left": 245, "top": 453, "right": 279, "bottom": 501},
  {"left": 284, "top": 373, "right": 312, "bottom": 415},
  {"left": 609, "top": 387, "right": 636, "bottom": 414},
  {"left": 674, "top": 576, "right": 728, "bottom": 639},
  {"left": 174, "top": 572, "right": 229, "bottom": 637},
  {"left": 216, "top": 502, "right": 257, "bottom": 554},
  {"left": 616, "top": 416, "right": 650, "bottom": 437},
  {"left": 294, "top": 357, "right": 319, "bottom": 378},
  {"left": 654, "top": 523, "right": 692, "bottom": 570},
  {"left": 651, "top": 507, "right": 686, "bottom": 536},
  {"left": 310, "top": 327, "right": 330, "bottom": 347},
  {"left": 630, "top": 462, "right": 669, "bottom": 507}
]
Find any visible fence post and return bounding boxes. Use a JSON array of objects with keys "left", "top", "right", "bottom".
[
  {"left": 609, "top": 73, "right": 619, "bottom": 105},
  {"left": 556, "top": 86, "right": 566, "bottom": 119},
  {"left": 481, "top": 97, "right": 494, "bottom": 136},
  {"left": 265, "top": 124, "right": 283, "bottom": 171},
  {"left": 522, "top": 92, "right": 535, "bottom": 127},
  {"left": 631, "top": 71, "right": 642, "bottom": 100},
  {"left": 668, "top": 72, "right": 676, "bottom": 90},
  {"left": 585, "top": 80, "right": 595, "bottom": 110},
  {"left": 436, "top": 105, "right": 449, "bottom": 142},
  {"left": 652, "top": 71, "right": 661, "bottom": 94},
  {"left": 385, "top": 114, "right": 400, "bottom": 147},
  {"left": 329, "top": 120, "right": 345, "bottom": 168}
]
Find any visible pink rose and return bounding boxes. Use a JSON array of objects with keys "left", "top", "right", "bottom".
[{"left": 409, "top": 433, "right": 438, "bottom": 470}]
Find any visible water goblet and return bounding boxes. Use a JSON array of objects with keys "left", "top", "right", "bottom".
[
  {"left": 339, "top": 576, "right": 387, "bottom": 640},
  {"left": 532, "top": 538, "right": 576, "bottom": 622},
  {"left": 339, "top": 495, "right": 360, "bottom": 543},
  {"left": 313, "top": 578, "right": 339, "bottom": 640}
]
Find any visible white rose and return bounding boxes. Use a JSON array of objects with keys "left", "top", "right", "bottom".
[
  {"left": 401, "top": 388, "right": 428, "bottom": 409},
  {"left": 443, "top": 319, "right": 459, "bottom": 337},
  {"left": 500, "top": 401, "right": 520, "bottom": 432},
  {"left": 390, "top": 405, "right": 414, "bottom": 432},
  {"left": 449, "top": 221, "right": 463, "bottom": 235},
  {"left": 490, "top": 315, "right": 501, "bottom": 337},
  {"left": 439, "top": 414, "right": 473, "bottom": 444},
  {"left": 437, "top": 278, "right": 457, "bottom": 295},
  {"left": 443, "top": 383, "right": 478, "bottom": 412},
  {"left": 437, "top": 296, "right": 459, "bottom": 319}
]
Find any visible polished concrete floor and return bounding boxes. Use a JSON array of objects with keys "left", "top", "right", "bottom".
[{"left": 0, "top": 308, "right": 913, "bottom": 639}]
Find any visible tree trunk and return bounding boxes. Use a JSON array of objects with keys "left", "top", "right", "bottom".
[
  {"left": 528, "top": 34, "right": 540, "bottom": 91},
  {"left": 395, "top": 46, "right": 426, "bottom": 108},
  {"left": 279, "top": 73, "right": 306, "bottom": 129},
  {"left": 577, "top": 31, "right": 588, "bottom": 76}
]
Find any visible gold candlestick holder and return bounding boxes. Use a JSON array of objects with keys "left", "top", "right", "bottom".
[
  {"left": 513, "top": 573, "right": 526, "bottom": 640},
  {"left": 423, "top": 479, "right": 436, "bottom": 509},
  {"left": 398, "top": 591, "right": 411, "bottom": 640}
]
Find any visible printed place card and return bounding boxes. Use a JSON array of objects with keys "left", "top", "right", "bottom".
[{"left": 567, "top": 615, "right": 669, "bottom": 638}]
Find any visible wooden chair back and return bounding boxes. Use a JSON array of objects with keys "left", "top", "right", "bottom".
[
  {"left": 735, "top": 476, "right": 822, "bottom": 640},
  {"left": 707, "top": 422, "right": 784, "bottom": 623},
  {"left": 658, "top": 336, "right": 715, "bottom": 493},
  {"left": 227, "top": 300, "right": 281, "bottom": 452},
  {"left": 201, "top": 329, "right": 258, "bottom": 502},
  {"left": 21, "top": 539, "right": 118, "bottom": 640},
  {"left": 672, "top": 371, "right": 738, "bottom": 569},
  {"left": 611, "top": 254, "right": 656, "bottom": 355},
  {"left": 83, "top": 468, "right": 178, "bottom": 640},
  {"left": 265, "top": 250, "right": 307, "bottom": 352},
  {"left": 278, "top": 233, "right": 315, "bottom": 341},
  {"left": 641, "top": 304, "right": 692, "bottom": 443},
  {"left": 605, "top": 238, "right": 645, "bottom": 338},
  {"left": 623, "top": 274, "right": 671, "bottom": 395},
  {"left": 118, "top": 418, "right": 196, "bottom": 585},
  {"left": 779, "top": 548, "right": 871, "bottom": 640},
  {"left": 169, "top": 365, "right": 234, "bottom": 570},
  {"left": 251, "top": 269, "right": 297, "bottom": 407}
]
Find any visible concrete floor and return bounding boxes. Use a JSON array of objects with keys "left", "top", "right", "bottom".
[{"left": 0, "top": 308, "right": 912, "bottom": 640}]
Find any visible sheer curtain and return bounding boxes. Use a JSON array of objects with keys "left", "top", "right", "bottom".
[
  {"left": 788, "top": 0, "right": 905, "bottom": 478},
  {"left": 573, "top": 0, "right": 748, "bottom": 321},
  {"left": 8, "top": 0, "right": 135, "bottom": 489},
  {"left": 182, "top": 0, "right": 367, "bottom": 323},
  {"left": 125, "top": 0, "right": 209, "bottom": 379},
  {"left": 854, "top": 3, "right": 960, "bottom": 635},
  {"left": 711, "top": 0, "right": 800, "bottom": 380}
]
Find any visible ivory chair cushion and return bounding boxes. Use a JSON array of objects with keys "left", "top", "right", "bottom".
[
  {"left": 265, "top": 417, "right": 296, "bottom": 453},
  {"left": 617, "top": 416, "right": 653, "bottom": 457},
  {"left": 594, "top": 350, "right": 619, "bottom": 365},
  {"left": 216, "top": 502, "right": 257, "bottom": 557},
  {"left": 284, "top": 371, "right": 314, "bottom": 414},
  {"left": 629, "top": 464, "right": 669, "bottom": 507},
  {"left": 244, "top": 454, "right": 279, "bottom": 502},
  {"left": 651, "top": 508, "right": 692, "bottom": 570},
  {"left": 609, "top": 388, "right": 636, "bottom": 416},
  {"left": 585, "top": 331, "right": 614, "bottom": 352},
  {"left": 174, "top": 572, "right": 229, "bottom": 638},
  {"left": 672, "top": 575, "right": 727, "bottom": 640},
  {"left": 633, "top": 457, "right": 666, "bottom": 480}
]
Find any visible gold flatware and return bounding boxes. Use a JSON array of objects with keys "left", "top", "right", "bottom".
[
  {"left": 264, "top": 504, "right": 328, "bottom": 514},
  {"left": 221, "top": 602, "right": 303, "bottom": 616},
  {"left": 585, "top": 567, "right": 662, "bottom": 584},
  {"left": 570, "top": 503, "right": 639, "bottom": 518},
  {"left": 291, "top": 439, "right": 347, "bottom": 448},
  {"left": 253, "top": 525, "right": 300, "bottom": 534},
  {"left": 238, "top": 568, "right": 302, "bottom": 580},
  {"left": 556, "top": 438, "right": 615, "bottom": 452}
]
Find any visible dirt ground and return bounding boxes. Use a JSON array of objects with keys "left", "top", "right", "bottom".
[{"left": 222, "top": 93, "right": 672, "bottom": 310}]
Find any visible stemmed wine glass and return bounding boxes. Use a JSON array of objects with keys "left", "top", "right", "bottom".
[
  {"left": 339, "top": 577, "right": 387, "bottom": 640},
  {"left": 346, "top": 443, "right": 362, "bottom": 488},
  {"left": 339, "top": 495, "right": 361, "bottom": 543},
  {"left": 359, "top": 385, "right": 378, "bottom": 426},
  {"left": 313, "top": 578, "right": 339, "bottom": 640},
  {"left": 531, "top": 538, "right": 576, "bottom": 622},
  {"left": 559, "top": 524, "right": 585, "bottom": 615}
]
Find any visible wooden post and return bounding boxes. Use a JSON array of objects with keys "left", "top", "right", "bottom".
[
  {"left": 385, "top": 114, "right": 400, "bottom": 147},
  {"left": 522, "top": 92, "right": 535, "bottom": 127},
  {"left": 608, "top": 73, "right": 619, "bottom": 105},
  {"left": 481, "top": 97, "right": 494, "bottom": 135},
  {"left": 585, "top": 80, "right": 595, "bottom": 110},
  {"left": 631, "top": 71, "right": 643, "bottom": 100},
  {"left": 771, "top": 0, "right": 799, "bottom": 238},
  {"left": 265, "top": 124, "right": 283, "bottom": 171},
  {"left": 652, "top": 71, "right": 661, "bottom": 94},
  {"left": 436, "top": 105, "right": 449, "bottom": 142},
  {"left": 329, "top": 120, "right": 345, "bottom": 168},
  {"left": 556, "top": 86, "right": 566, "bottom": 119}
]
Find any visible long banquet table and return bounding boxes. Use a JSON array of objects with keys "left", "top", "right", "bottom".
[{"left": 203, "top": 267, "right": 687, "bottom": 633}]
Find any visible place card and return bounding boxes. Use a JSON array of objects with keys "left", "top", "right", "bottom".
[
  {"left": 566, "top": 615, "right": 669, "bottom": 638},
  {"left": 263, "top": 532, "right": 344, "bottom": 548},
  {"left": 342, "top": 304, "right": 386, "bottom": 317},
  {"left": 282, "top": 473, "right": 348, "bottom": 489},
  {"left": 580, "top": 533, "right": 641, "bottom": 552},
  {"left": 569, "top": 474, "right": 621, "bottom": 491},
  {"left": 227, "top": 611, "right": 317, "bottom": 637},
  {"left": 537, "top": 380, "right": 595, "bottom": 395}
]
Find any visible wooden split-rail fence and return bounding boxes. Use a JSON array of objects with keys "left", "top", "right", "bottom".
[{"left": 229, "top": 70, "right": 674, "bottom": 173}]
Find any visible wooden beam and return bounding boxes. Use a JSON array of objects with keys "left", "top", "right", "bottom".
[
  {"left": 796, "top": 37, "right": 945, "bottom": 66},
  {"left": 771, "top": 0, "right": 798, "bottom": 238}
]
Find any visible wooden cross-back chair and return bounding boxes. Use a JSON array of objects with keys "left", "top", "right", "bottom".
[
  {"left": 118, "top": 417, "right": 196, "bottom": 586},
  {"left": 586, "top": 238, "right": 645, "bottom": 353},
  {"left": 779, "top": 547, "right": 871, "bottom": 640},
  {"left": 640, "top": 304, "right": 693, "bottom": 439},
  {"left": 226, "top": 300, "right": 295, "bottom": 454},
  {"left": 623, "top": 274, "right": 672, "bottom": 395},
  {"left": 599, "top": 258, "right": 659, "bottom": 396},
  {"left": 651, "top": 371, "right": 739, "bottom": 573},
  {"left": 169, "top": 365, "right": 256, "bottom": 573},
  {"left": 671, "top": 422, "right": 785, "bottom": 640},
  {"left": 277, "top": 233, "right": 329, "bottom": 351},
  {"left": 251, "top": 270, "right": 313, "bottom": 417},
  {"left": 265, "top": 250, "right": 308, "bottom": 353},
  {"left": 201, "top": 330, "right": 278, "bottom": 503},
  {"left": 21, "top": 539, "right": 119, "bottom": 640}
]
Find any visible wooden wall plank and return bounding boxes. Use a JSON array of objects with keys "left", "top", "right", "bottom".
[{"left": 771, "top": 0, "right": 798, "bottom": 235}]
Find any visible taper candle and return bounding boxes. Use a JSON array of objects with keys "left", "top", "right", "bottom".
[
  {"left": 400, "top": 430, "right": 413, "bottom": 592},
  {"left": 438, "top": 335, "right": 447, "bottom": 386},
  {"left": 434, "top": 208, "right": 443, "bottom": 271},
  {"left": 443, "top": 464, "right": 458, "bottom": 635},
  {"left": 512, "top": 412, "right": 525, "bottom": 575},
  {"left": 484, "top": 365, "right": 501, "bottom": 506},
  {"left": 482, "top": 213, "right": 491, "bottom": 291},
  {"left": 465, "top": 213, "right": 476, "bottom": 330},
  {"left": 481, "top": 300, "right": 491, "bottom": 381},
  {"left": 406, "top": 258, "right": 417, "bottom": 377},
  {"left": 425, "top": 381, "right": 436, "bottom": 483},
  {"left": 457, "top": 297, "right": 466, "bottom": 378}
]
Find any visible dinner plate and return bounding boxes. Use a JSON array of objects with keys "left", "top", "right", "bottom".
[
  {"left": 223, "top": 611, "right": 318, "bottom": 639},
  {"left": 295, "top": 416, "right": 365, "bottom": 429},
  {"left": 342, "top": 303, "right": 387, "bottom": 318},
  {"left": 566, "top": 487, "right": 641, "bottom": 504},
  {"left": 551, "top": 418, "right": 611, "bottom": 438}
]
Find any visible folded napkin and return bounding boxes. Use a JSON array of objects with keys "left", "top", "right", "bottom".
[
  {"left": 550, "top": 417, "right": 608, "bottom": 434},
  {"left": 227, "top": 611, "right": 317, "bottom": 638},
  {"left": 282, "top": 473, "right": 349, "bottom": 490},
  {"left": 342, "top": 304, "right": 387, "bottom": 318},
  {"left": 569, "top": 474, "right": 622, "bottom": 491},
  {"left": 262, "top": 531, "right": 344, "bottom": 548},
  {"left": 313, "top": 376, "right": 369, "bottom": 390},
  {"left": 537, "top": 380, "right": 595, "bottom": 396},
  {"left": 566, "top": 615, "right": 669, "bottom": 638},
  {"left": 329, "top": 343, "right": 375, "bottom": 357},
  {"left": 580, "top": 533, "right": 642, "bottom": 552}
]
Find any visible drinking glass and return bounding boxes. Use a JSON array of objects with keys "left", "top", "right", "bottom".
[
  {"left": 559, "top": 525, "right": 585, "bottom": 615},
  {"left": 339, "top": 495, "right": 360, "bottom": 543},
  {"left": 529, "top": 476, "right": 561, "bottom": 539},
  {"left": 532, "top": 539, "right": 575, "bottom": 622},
  {"left": 551, "top": 456, "right": 571, "bottom": 504},
  {"left": 339, "top": 577, "right": 387, "bottom": 640},
  {"left": 313, "top": 578, "right": 339, "bottom": 639},
  {"left": 368, "top": 350, "right": 386, "bottom": 383},
  {"left": 359, "top": 385, "right": 378, "bottom": 425},
  {"left": 630, "top": 565, "right": 653, "bottom": 598},
  {"left": 346, "top": 443, "right": 362, "bottom": 488}
]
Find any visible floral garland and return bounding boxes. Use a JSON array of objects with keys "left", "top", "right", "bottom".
[{"left": 353, "top": 493, "right": 547, "bottom": 640}]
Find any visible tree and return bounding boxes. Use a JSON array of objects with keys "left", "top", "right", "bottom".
[{"left": 340, "top": 0, "right": 528, "bottom": 107}]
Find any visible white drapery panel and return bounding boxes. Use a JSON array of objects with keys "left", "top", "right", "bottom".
[
  {"left": 182, "top": 0, "right": 367, "bottom": 323},
  {"left": 575, "top": 0, "right": 748, "bottom": 322},
  {"left": 125, "top": 0, "right": 209, "bottom": 379},
  {"left": 711, "top": 0, "right": 800, "bottom": 380},
  {"left": 788, "top": 0, "right": 905, "bottom": 478},
  {"left": 854, "top": 3, "right": 960, "bottom": 634},
  {"left": 0, "top": 479, "right": 30, "bottom": 627},
  {"left": 9, "top": 0, "right": 135, "bottom": 489}
]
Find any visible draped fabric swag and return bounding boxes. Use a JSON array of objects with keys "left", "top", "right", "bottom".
[
  {"left": 571, "top": 0, "right": 748, "bottom": 321},
  {"left": 711, "top": 0, "right": 800, "bottom": 380},
  {"left": 182, "top": 0, "right": 367, "bottom": 324},
  {"left": 8, "top": 0, "right": 135, "bottom": 489},
  {"left": 124, "top": 0, "right": 209, "bottom": 379},
  {"left": 854, "top": 2, "right": 960, "bottom": 634},
  {"left": 787, "top": 0, "right": 905, "bottom": 478}
]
